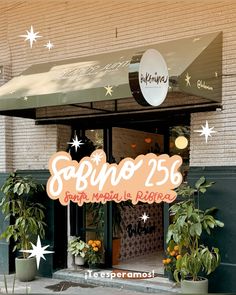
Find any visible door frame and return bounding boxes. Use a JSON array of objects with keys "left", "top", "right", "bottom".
[{"left": 69, "top": 124, "right": 174, "bottom": 267}]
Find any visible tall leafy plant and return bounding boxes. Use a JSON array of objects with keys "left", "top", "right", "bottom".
[
  {"left": 166, "top": 177, "right": 224, "bottom": 281},
  {"left": 0, "top": 173, "right": 46, "bottom": 258}
]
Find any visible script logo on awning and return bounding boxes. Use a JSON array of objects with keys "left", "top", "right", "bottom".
[{"left": 129, "top": 49, "right": 169, "bottom": 107}]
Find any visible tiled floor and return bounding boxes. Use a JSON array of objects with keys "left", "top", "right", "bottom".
[{"left": 113, "top": 251, "right": 164, "bottom": 274}]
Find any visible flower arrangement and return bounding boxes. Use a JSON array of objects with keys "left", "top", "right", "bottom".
[
  {"left": 85, "top": 240, "right": 102, "bottom": 266},
  {"left": 68, "top": 236, "right": 88, "bottom": 258},
  {"left": 163, "top": 241, "right": 182, "bottom": 274}
]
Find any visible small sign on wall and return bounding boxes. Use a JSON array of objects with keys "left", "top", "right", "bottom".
[{"left": 47, "top": 149, "right": 182, "bottom": 206}]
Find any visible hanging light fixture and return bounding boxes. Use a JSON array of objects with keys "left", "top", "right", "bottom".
[{"left": 175, "top": 136, "right": 188, "bottom": 149}]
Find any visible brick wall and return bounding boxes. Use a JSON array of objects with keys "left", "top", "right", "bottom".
[
  {"left": 0, "top": 116, "right": 13, "bottom": 172},
  {"left": 12, "top": 117, "right": 58, "bottom": 170},
  {"left": 0, "top": 64, "right": 13, "bottom": 172},
  {"left": 0, "top": 0, "right": 236, "bottom": 168}
]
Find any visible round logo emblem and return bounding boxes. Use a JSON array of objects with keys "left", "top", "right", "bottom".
[{"left": 129, "top": 49, "right": 169, "bottom": 107}]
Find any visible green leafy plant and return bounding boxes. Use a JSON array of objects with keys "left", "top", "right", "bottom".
[
  {"left": 68, "top": 236, "right": 88, "bottom": 258},
  {"left": 0, "top": 173, "right": 46, "bottom": 258},
  {"left": 175, "top": 246, "right": 220, "bottom": 282},
  {"left": 166, "top": 176, "right": 224, "bottom": 282}
]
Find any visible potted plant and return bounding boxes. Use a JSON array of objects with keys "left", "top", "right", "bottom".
[
  {"left": 85, "top": 239, "right": 102, "bottom": 268},
  {"left": 166, "top": 177, "right": 224, "bottom": 293},
  {"left": 68, "top": 236, "right": 88, "bottom": 266},
  {"left": 0, "top": 173, "right": 46, "bottom": 282}
]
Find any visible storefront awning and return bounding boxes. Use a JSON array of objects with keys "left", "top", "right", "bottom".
[{"left": 0, "top": 32, "right": 222, "bottom": 119}]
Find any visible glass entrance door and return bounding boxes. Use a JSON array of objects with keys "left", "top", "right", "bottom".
[
  {"left": 69, "top": 125, "right": 189, "bottom": 269},
  {"left": 111, "top": 127, "right": 165, "bottom": 273}
]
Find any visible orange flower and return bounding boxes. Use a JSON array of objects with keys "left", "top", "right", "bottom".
[
  {"left": 92, "top": 243, "right": 97, "bottom": 248},
  {"left": 166, "top": 258, "right": 171, "bottom": 264},
  {"left": 93, "top": 247, "right": 99, "bottom": 252},
  {"left": 88, "top": 240, "right": 93, "bottom": 245},
  {"left": 170, "top": 251, "right": 176, "bottom": 256},
  {"left": 95, "top": 240, "right": 101, "bottom": 247},
  {"left": 174, "top": 245, "right": 179, "bottom": 251},
  {"left": 176, "top": 255, "right": 182, "bottom": 260},
  {"left": 162, "top": 259, "right": 167, "bottom": 264}
]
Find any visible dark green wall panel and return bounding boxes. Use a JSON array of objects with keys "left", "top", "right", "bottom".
[{"left": 188, "top": 166, "right": 236, "bottom": 293}]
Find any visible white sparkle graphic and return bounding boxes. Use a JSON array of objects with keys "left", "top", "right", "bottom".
[
  {"left": 91, "top": 152, "right": 103, "bottom": 165},
  {"left": 194, "top": 120, "right": 217, "bottom": 143},
  {"left": 67, "top": 135, "right": 84, "bottom": 152},
  {"left": 24, "top": 96, "right": 28, "bottom": 101},
  {"left": 20, "top": 26, "right": 42, "bottom": 48},
  {"left": 139, "top": 212, "right": 150, "bottom": 223},
  {"left": 20, "top": 236, "right": 54, "bottom": 269},
  {"left": 185, "top": 73, "right": 191, "bottom": 86},
  {"left": 104, "top": 85, "right": 113, "bottom": 96},
  {"left": 44, "top": 40, "right": 54, "bottom": 51}
]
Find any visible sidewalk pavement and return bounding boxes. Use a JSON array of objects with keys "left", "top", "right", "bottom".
[
  {"left": 0, "top": 269, "right": 180, "bottom": 294},
  {"left": 53, "top": 268, "right": 180, "bottom": 293}
]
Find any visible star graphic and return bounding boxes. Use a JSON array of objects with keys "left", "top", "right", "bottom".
[
  {"left": 194, "top": 120, "right": 217, "bottom": 143},
  {"left": 104, "top": 85, "right": 113, "bottom": 96},
  {"left": 139, "top": 212, "right": 150, "bottom": 223},
  {"left": 20, "top": 236, "right": 54, "bottom": 269},
  {"left": 44, "top": 40, "right": 54, "bottom": 51},
  {"left": 20, "top": 26, "right": 42, "bottom": 48},
  {"left": 67, "top": 135, "right": 84, "bottom": 152},
  {"left": 185, "top": 73, "right": 191, "bottom": 87},
  {"left": 23, "top": 96, "right": 28, "bottom": 101},
  {"left": 91, "top": 152, "right": 103, "bottom": 165}
]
